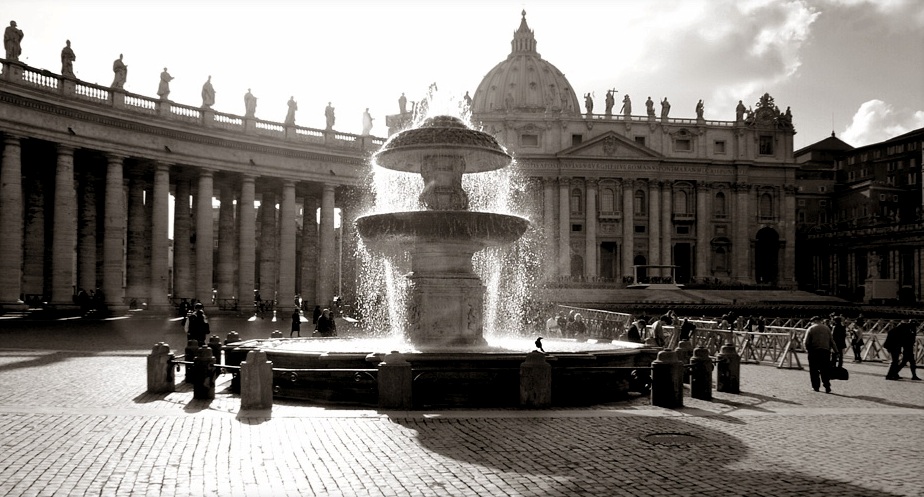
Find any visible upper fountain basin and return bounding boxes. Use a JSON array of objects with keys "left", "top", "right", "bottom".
[
  {"left": 374, "top": 115, "right": 511, "bottom": 174},
  {"left": 355, "top": 211, "right": 529, "bottom": 248}
]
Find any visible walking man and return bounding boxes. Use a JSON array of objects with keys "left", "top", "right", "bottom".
[{"left": 802, "top": 315, "right": 835, "bottom": 393}]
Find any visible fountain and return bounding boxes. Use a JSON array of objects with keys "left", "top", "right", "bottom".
[{"left": 225, "top": 111, "right": 658, "bottom": 407}]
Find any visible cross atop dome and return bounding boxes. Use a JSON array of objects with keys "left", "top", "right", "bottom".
[{"left": 511, "top": 9, "right": 538, "bottom": 56}]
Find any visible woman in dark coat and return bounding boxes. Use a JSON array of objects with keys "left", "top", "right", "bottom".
[{"left": 290, "top": 308, "right": 302, "bottom": 337}]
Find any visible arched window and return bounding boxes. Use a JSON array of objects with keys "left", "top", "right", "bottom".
[
  {"left": 634, "top": 189, "right": 646, "bottom": 216},
  {"left": 714, "top": 191, "right": 727, "bottom": 217},
  {"left": 759, "top": 193, "right": 773, "bottom": 219},
  {"left": 674, "top": 190, "right": 688, "bottom": 215},
  {"left": 600, "top": 188, "right": 615, "bottom": 213},
  {"left": 571, "top": 188, "right": 583, "bottom": 214}
]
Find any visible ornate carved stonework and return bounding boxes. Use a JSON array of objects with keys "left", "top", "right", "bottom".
[{"left": 602, "top": 136, "right": 618, "bottom": 156}]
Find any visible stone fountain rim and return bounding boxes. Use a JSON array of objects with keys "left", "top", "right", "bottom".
[{"left": 373, "top": 144, "right": 511, "bottom": 174}]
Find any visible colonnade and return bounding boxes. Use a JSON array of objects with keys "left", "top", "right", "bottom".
[{"left": 0, "top": 134, "right": 343, "bottom": 312}]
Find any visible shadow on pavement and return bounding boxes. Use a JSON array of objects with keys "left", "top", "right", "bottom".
[{"left": 848, "top": 395, "right": 924, "bottom": 410}]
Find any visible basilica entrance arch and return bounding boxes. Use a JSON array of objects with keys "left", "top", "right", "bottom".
[{"left": 755, "top": 227, "right": 780, "bottom": 284}]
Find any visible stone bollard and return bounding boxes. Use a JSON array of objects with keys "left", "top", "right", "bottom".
[
  {"left": 378, "top": 351, "right": 413, "bottom": 410},
  {"left": 689, "top": 347, "right": 713, "bottom": 400},
  {"left": 676, "top": 340, "right": 694, "bottom": 384},
  {"left": 240, "top": 350, "right": 273, "bottom": 410},
  {"left": 192, "top": 347, "right": 216, "bottom": 400},
  {"left": 225, "top": 332, "right": 245, "bottom": 394},
  {"left": 716, "top": 342, "right": 741, "bottom": 394},
  {"left": 146, "top": 342, "right": 175, "bottom": 393},
  {"left": 183, "top": 339, "right": 199, "bottom": 384},
  {"left": 520, "top": 351, "right": 552, "bottom": 408},
  {"left": 225, "top": 331, "right": 241, "bottom": 346},
  {"left": 650, "top": 349, "right": 684, "bottom": 408},
  {"left": 270, "top": 330, "right": 283, "bottom": 339},
  {"left": 207, "top": 335, "right": 223, "bottom": 364}
]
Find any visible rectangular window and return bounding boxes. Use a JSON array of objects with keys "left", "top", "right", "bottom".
[
  {"left": 714, "top": 140, "right": 726, "bottom": 154},
  {"left": 635, "top": 136, "right": 646, "bottom": 146},
  {"left": 675, "top": 139, "right": 691, "bottom": 152},
  {"left": 571, "top": 224, "right": 583, "bottom": 232},
  {"left": 521, "top": 134, "right": 539, "bottom": 147},
  {"left": 759, "top": 135, "right": 774, "bottom": 155},
  {"left": 634, "top": 225, "right": 646, "bottom": 234},
  {"left": 909, "top": 173, "right": 917, "bottom": 185},
  {"left": 798, "top": 199, "right": 805, "bottom": 206},
  {"left": 676, "top": 226, "right": 690, "bottom": 235},
  {"left": 571, "top": 134, "right": 583, "bottom": 146}
]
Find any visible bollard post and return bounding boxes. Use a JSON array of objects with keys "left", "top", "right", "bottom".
[
  {"left": 690, "top": 347, "right": 713, "bottom": 400},
  {"left": 146, "top": 342, "right": 175, "bottom": 393},
  {"left": 378, "top": 351, "right": 413, "bottom": 409},
  {"left": 650, "top": 349, "right": 683, "bottom": 408},
  {"left": 270, "top": 330, "right": 283, "bottom": 339},
  {"left": 520, "top": 351, "right": 552, "bottom": 407},
  {"left": 225, "top": 332, "right": 243, "bottom": 393},
  {"left": 207, "top": 335, "right": 223, "bottom": 364},
  {"left": 225, "top": 331, "right": 241, "bottom": 346},
  {"left": 240, "top": 350, "right": 273, "bottom": 410},
  {"left": 192, "top": 347, "right": 216, "bottom": 400},
  {"left": 716, "top": 342, "right": 741, "bottom": 394},
  {"left": 183, "top": 339, "right": 199, "bottom": 383},
  {"left": 676, "top": 340, "right": 694, "bottom": 384}
]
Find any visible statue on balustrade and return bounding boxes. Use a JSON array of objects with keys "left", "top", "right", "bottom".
[
  {"left": 867, "top": 251, "right": 881, "bottom": 279},
  {"left": 736, "top": 100, "right": 746, "bottom": 122},
  {"left": 660, "top": 97, "right": 671, "bottom": 119},
  {"left": 463, "top": 91, "right": 473, "bottom": 112},
  {"left": 695, "top": 99, "right": 705, "bottom": 120},
  {"left": 4, "top": 21, "right": 23, "bottom": 62},
  {"left": 60, "top": 40, "right": 76, "bottom": 78},
  {"left": 604, "top": 90, "right": 615, "bottom": 117},
  {"left": 398, "top": 92, "right": 407, "bottom": 114},
  {"left": 244, "top": 89, "right": 257, "bottom": 118},
  {"left": 584, "top": 93, "right": 593, "bottom": 115},
  {"left": 157, "top": 68, "right": 173, "bottom": 100},
  {"left": 620, "top": 94, "right": 632, "bottom": 117},
  {"left": 111, "top": 54, "right": 127, "bottom": 89},
  {"left": 285, "top": 96, "right": 297, "bottom": 126},
  {"left": 361, "top": 108, "right": 374, "bottom": 135},
  {"left": 646, "top": 96, "right": 655, "bottom": 118},
  {"left": 325, "top": 102, "right": 335, "bottom": 130},
  {"left": 201, "top": 76, "right": 215, "bottom": 108}
]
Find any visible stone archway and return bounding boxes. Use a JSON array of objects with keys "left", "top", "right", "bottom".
[{"left": 755, "top": 227, "right": 780, "bottom": 284}]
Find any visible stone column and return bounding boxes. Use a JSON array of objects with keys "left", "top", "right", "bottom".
[
  {"left": 317, "top": 184, "right": 336, "bottom": 306},
  {"left": 584, "top": 179, "right": 597, "bottom": 279},
  {"left": 0, "top": 135, "right": 23, "bottom": 309},
  {"left": 558, "top": 178, "right": 570, "bottom": 278},
  {"left": 195, "top": 170, "right": 215, "bottom": 305},
  {"left": 661, "top": 180, "right": 673, "bottom": 280},
  {"left": 543, "top": 178, "right": 557, "bottom": 279},
  {"left": 695, "top": 183, "right": 710, "bottom": 280},
  {"left": 50, "top": 145, "right": 77, "bottom": 306},
  {"left": 621, "top": 180, "right": 634, "bottom": 280},
  {"left": 782, "top": 185, "right": 796, "bottom": 286},
  {"left": 173, "top": 179, "right": 193, "bottom": 300},
  {"left": 77, "top": 170, "right": 97, "bottom": 293},
  {"left": 216, "top": 181, "right": 235, "bottom": 301},
  {"left": 102, "top": 154, "right": 126, "bottom": 309},
  {"left": 22, "top": 175, "right": 45, "bottom": 298},
  {"left": 648, "top": 181, "right": 661, "bottom": 274},
  {"left": 125, "top": 176, "right": 147, "bottom": 303},
  {"left": 734, "top": 182, "right": 750, "bottom": 283},
  {"left": 258, "top": 190, "right": 277, "bottom": 304},
  {"left": 301, "top": 195, "right": 319, "bottom": 308},
  {"left": 149, "top": 163, "right": 170, "bottom": 308},
  {"left": 238, "top": 175, "right": 256, "bottom": 310},
  {"left": 277, "top": 180, "right": 297, "bottom": 311}
]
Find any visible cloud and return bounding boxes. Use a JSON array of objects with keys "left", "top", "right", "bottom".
[
  {"left": 841, "top": 100, "right": 924, "bottom": 146},
  {"left": 818, "top": 0, "right": 924, "bottom": 27}
]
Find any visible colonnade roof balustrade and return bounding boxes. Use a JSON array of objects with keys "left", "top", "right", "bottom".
[{"left": 0, "top": 60, "right": 384, "bottom": 185}]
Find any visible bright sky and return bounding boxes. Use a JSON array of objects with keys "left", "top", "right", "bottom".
[{"left": 5, "top": 0, "right": 923, "bottom": 150}]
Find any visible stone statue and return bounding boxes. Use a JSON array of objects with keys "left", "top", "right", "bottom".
[
  {"left": 201, "top": 76, "right": 215, "bottom": 109},
  {"left": 695, "top": 99, "right": 704, "bottom": 120},
  {"left": 620, "top": 94, "right": 632, "bottom": 117},
  {"left": 4, "top": 21, "right": 23, "bottom": 62},
  {"left": 361, "top": 108, "right": 374, "bottom": 135},
  {"left": 604, "top": 90, "right": 615, "bottom": 116},
  {"left": 646, "top": 96, "right": 655, "bottom": 118},
  {"left": 867, "top": 251, "right": 881, "bottom": 279},
  {"left": 736, "top": 100, "right": 746, "bottom": 121},
  {"left": 398, "top": 92, "right": 407, "bottom": 114},
  {"left": 584, "top": 93, "right": 593, "bottom": 114},
  {"left": 157, "top": 68, "right": 173, "bottom": 100},
  {"left": 463, "top": 91, "right": 473, "bottom": 112},
  {"left": 504, "top": 92, "right": 514, "bottom": 111},
  {"left": 111, "top": 54, "right": 127, "bottom": 89},
  {"left": 244, "top": 88, "right": 257, "bottom": 118},
  {"left": 660, "top": 97, "right": 671, "bottom": 119},
  {"left": 285, "top": 96, "right": 297, "bottom": 125},
  {"left": 783, "top": 106, "right": 793, "bottom": 125},
  {"left": 60, "top": 40, "right": 76, "bottom": 78},
  {"left": 325, "top": 102, "right": 335, "bottom": 130}
]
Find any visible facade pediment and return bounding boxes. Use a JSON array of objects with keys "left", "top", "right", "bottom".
[{"left": 557, "top": 132, "right": 663, "bottom": 159}]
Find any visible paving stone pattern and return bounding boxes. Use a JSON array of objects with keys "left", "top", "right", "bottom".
[{"left": 1, "top": 317, "right": 922, "bottom": 496}]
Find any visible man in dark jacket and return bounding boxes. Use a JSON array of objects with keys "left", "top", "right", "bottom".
[
  {"left": 802, "top": 316, "right": 835, "bottom": 393},
  {"left": 886, "top": 320, "right": 920, "bottom": 380}
]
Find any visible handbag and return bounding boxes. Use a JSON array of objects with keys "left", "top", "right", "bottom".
[{"left": 829, "top": 365, "right": 849, "bottom": 381}]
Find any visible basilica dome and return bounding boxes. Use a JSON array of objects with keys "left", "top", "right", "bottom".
[{"left": 472, "top": 11, "right": 581, "bottom": 116}]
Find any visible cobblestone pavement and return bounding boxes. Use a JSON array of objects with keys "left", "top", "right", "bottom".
[{"left": 1, "top": 315, "right": 922, "bottom": 496}]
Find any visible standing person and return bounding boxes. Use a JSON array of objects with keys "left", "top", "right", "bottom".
[
  {"left": 569, "top": 313, "right": 587, "bottom": 341},
  {"left": 850, "top": 319, "right": 865, "bottom": 363},
  {"left": 757, "top": 316, "right": 766, "bottom": 333},
  {"left": 831, "top": 316, "right": 848, "bottom": 368},
  {"left": 677, "top": 318, "right": 697, "bottom": 347},
  {"left": 316, "top": 308, "right": 336, "bottom": 337},
  {"left": 186, "top": 302, "right": 209, "bottom": 347},
  {"left": 802, "top": 316, "right": 835, "bottom": 393},
  {"left": 884, "top": 321, "right": 907, "bottom": 380},
  {"left": 900, "top": 321, "right": 920, "bottom": 380},
  {"left": 290, "top": 308, "right": 301, "bottom": 337},
  {"left": 627, "top": 318, "right": 645, "bottom": 344},
  {"left": 652, "top": 315, "right": 667, "bottom": 348},
  {"left": 60, "top": 39, "right": 76, "bottom": 77},
  {"left": 157, "top": 67, "right": 173, "bottom": 100}
]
